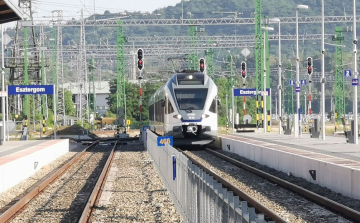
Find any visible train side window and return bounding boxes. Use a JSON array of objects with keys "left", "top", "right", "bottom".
[
  {"left": 150, "top": 104, "right": 154, "bottom": 121},
  {"left": 209, "top": 98, "right": 216, "bottom": 113}
]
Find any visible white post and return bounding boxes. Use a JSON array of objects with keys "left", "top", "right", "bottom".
[
  {"left": 53, "top": 85, "right": 57, "bottom": 139},
  {"left": 275, "top": 92, "right": 278, "bottom": 119},
  {"left": 263, "top": 29, "right": 267, "bottom": 133},
  {"left": 1, "top": 24, "right": 5, "bottom": 143},
  {"left": 304, "top": 91, "right": 307, "bottom": 121},
  {"left": 353, "top": 0, "right": 358, "bottom": 144},
  {"left": 295, "top": 9, "right": 300, "bottom": 137},
  {"left": 294, "top": 5, "right": 308, "bottom": 137},
  {"left": 6, "top": 86, "right": 9, "bottom": 141},
  {"left": 321, "top": 0, "right": 326, "bottom": 140},
  {"left": 278, "top": 21, "right": 282, "bottom": 134},
  {"left": 232, "top": 87, "right": 235, "bottom": 133}
]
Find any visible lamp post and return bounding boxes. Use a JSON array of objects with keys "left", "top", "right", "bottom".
[
  {"left": 321, "top": 0, "right": 326, "bottom": 140},
  {"left": 269, "top": 18, "right": 281, "bottom": 134},
  {"left": 295, "top": 4, "right": 308, "bottom": 137},
  {"left": 1, "top": 24, "right": 6, "bottom": 143},
  {"left": 353, "top": 0, "right": 358, "bottom": 144},
  {"left": 262, "top": 26, "right": 274, "bottom": 133}
]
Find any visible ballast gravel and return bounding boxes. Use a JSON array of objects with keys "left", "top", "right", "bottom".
[
  {"left": 9, "top": 145, "right": 111, "bottom": 222},
  {"left": 0, "top": 143, "right": 87, "bottom": 215},
  {"left": 184, "top": 150, "right": 352, "bottom": 223},
  {"left": 91, "top": 143, "right": 183, "bottom": 223}
]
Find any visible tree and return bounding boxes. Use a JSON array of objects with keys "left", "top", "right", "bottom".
[{"left": 64, "top": 90, "right": 76, "bottom": 116}]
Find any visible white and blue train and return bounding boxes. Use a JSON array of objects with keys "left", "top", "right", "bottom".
[{"left": 149, "top": 70, "right": 219, "bottom": 139}]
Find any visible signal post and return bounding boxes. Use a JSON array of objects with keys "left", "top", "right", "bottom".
[
  {"left": 137, "top": 48, "right": 144, "bottom": 131},
  {"left": 307, "top": 57, "right": 313, "bottom": 120}
]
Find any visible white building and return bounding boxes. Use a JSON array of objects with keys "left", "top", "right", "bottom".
[
  {"left": 63, "top": 81, "right": 110, "bottom": 116},
  {"left": 63, "top": 80, "right": 140, "bottom": 116}
]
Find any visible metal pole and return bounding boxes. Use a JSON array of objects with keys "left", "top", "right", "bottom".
[
  {"left": 6, "top": 86, "right": 9, "bottom": 141},
  {"left": 232, "top": 87, "right": 235, "bottom": 133},
  {"left": 79, "top": 84, "right": 83, "bottom": 127},
  {"left": 275, "top": 92, "right": 278, "bottom": 118},
  {"left": 354, "top": 0, "right": 359, "bottom": 144},
  {"left": 296, "top": 9, "right": 301, "bottom": 137},
  {"left": 309, "top": 77, "right": 312, "bottom": 117},
  {"left": 139, "top": 70, "right": 142, "bottom": 129},
  {"left": 53, "top": 85, "right": 57, "bottom": 139},
  {"left": 321, "top": 0, "right": 326, "bottom": 140},
  {"left": 226, "top": 93, "right": 229, "bottom": 133},
  {"left": 304, "top": 91, "right": 307, "bottom": 121},
  {"left": 1, "top": 24, "right": 5, "bottom": 142},
  {"left": 278, "top": 21, "right": 282, "bottom": 134},
  {"left": 33, "top": 96, "right": 35, "bottom": 131},
  {"left": 263, "top": 30, "right": 267, "bottom": 133}
]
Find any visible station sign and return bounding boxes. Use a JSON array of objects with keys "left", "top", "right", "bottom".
[
  {"left": 352, "top": 79, "right": 359, "bottom": 86},
  {"left": 157, "top": 136, "right": 173, "bottom": 147},
  {"left": 8, "top": 85, "right": 54, "bottom": 95},
  {"left": 142, "top": 125, "right": 150, "bottom": 131},
  {"left": 233, "top": 88, "right": 270, "bottom": 97},
  {"left": 295, "top": 87, "right": 301, "bottom": 92},
  {"left": 289, "top": 80, "right": 295, "bottom": 86},
  {"left": 300, "top": 80, "right": 307, "bottom": 86}
]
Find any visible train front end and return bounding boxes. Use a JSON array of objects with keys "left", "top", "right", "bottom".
[{"left": 168, "top": 71, "right": 218, "bottom": 139}]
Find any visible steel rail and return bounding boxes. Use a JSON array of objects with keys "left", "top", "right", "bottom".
[
  {"left": 78, "top": 140, "right": 119, "bottom": 223},
  {"left": 183, "top": 151, "right": 287, "bottom": 223},
  {"left": 205, "top": 148, "right": 360, "bottom": 222},
  {"left": 0, "top": 140, "right": 99, "bottom": 223}
]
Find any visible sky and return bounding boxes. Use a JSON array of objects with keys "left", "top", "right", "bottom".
[{"left": 30, "top": 0, "right": 183, "bottom": 19}]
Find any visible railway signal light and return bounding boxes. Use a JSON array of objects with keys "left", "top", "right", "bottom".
[
  {"left": 137, "top": 48, "right": 144, "bottom": 71},
  {"left": 241, "top": 61, "right": 247, "bottom": 79},
  {"left": 307, "top": 57, "right": 313, "bottom": 75},
  {"left": 199, "top": 58, "right": 205, "bottom": 72}
]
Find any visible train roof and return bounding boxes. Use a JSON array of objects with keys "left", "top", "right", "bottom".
[{"left": 149, "top": 70, "right": 216, "bottom": 104}]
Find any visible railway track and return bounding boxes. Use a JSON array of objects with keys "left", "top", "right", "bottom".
[
  {"left": 180, "top": 147, "right": 360, "bottom": 223},
  {"left": 0, "top": 138, "right": 136, "bottom": 223}
]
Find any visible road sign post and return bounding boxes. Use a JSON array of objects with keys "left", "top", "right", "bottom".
[{"left": 344, "top": 69, "right": 352, "bottom": 78}]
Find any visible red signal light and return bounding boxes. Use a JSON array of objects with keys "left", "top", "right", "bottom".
[
  {"left": 138, "top": 59, "right": 143, "bottom": 70},
  {"left": 199, "top": 58, "right": 205, "bottom": 72}
]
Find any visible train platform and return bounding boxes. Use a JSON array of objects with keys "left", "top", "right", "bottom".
[
  {"left": 217, "top": 132, "right": 360, "bottom": 200},
  {"left": 0, "top": 139, "right": 69, "bottom": 193}
]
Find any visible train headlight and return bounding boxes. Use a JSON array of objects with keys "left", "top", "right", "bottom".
[
  {"left": 188, "top": 75, "right": 193, "bottom": 80},
  {"left": 173, "top": 114, "right": 182, "bottom": 119},
  {"left": 201, "top": 114, "right": 210, "bottom": 119}
]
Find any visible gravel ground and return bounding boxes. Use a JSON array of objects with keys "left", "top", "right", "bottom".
[
  {"left": 184, "top": 150, "right": 352, "bottom": 223},
  {"left": 219, "top": 149, "right": 360, "bottom": 213},
  {"left": 91, "top": 143, "right": 183, "bottom": 223},
  {"left": 0, "top": 143, "right": 87, "bottom": 215},
  {"left": 10, "top": 145, "right": 112, "bottom": 223}
]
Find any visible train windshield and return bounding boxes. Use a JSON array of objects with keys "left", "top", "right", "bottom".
[{"left": 174, "top": 88, "right": 208, "bottom": 110}]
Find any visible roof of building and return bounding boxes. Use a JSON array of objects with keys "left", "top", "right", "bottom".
[
  {"left": 0, "top": 0, "right": 25, "bottom": 24},
  {"left": 63, "top": 80, "right": 143, "bottom": 95},
  {"left": 63, "top": 81, "right": 110, "bottom": 95}
]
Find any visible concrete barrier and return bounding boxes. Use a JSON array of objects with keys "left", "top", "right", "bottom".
[
  {"left": 220, "top": 136, "right": 360, "bottom": 200},
  {"left": 0, "top": 139, "right": 70, "bottom": 193}
]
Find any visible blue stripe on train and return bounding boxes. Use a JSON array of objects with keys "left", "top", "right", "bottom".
[{"left": 181, "top": 119, "right": 202, "bottom": 122}]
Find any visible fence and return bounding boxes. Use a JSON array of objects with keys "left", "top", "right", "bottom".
[{"left": 144, "top": 130, "right": 272, "bottom": 223}]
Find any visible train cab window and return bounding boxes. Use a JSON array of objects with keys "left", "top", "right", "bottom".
[
  {"left": 174, "top": 88, "right": 208, "bottom": 110},
  {"left": 166, "top": 100, "right": 175, "bottom": 114},
  {"left": 209, "top": 98, "right": 216, "bottom": 113}
]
